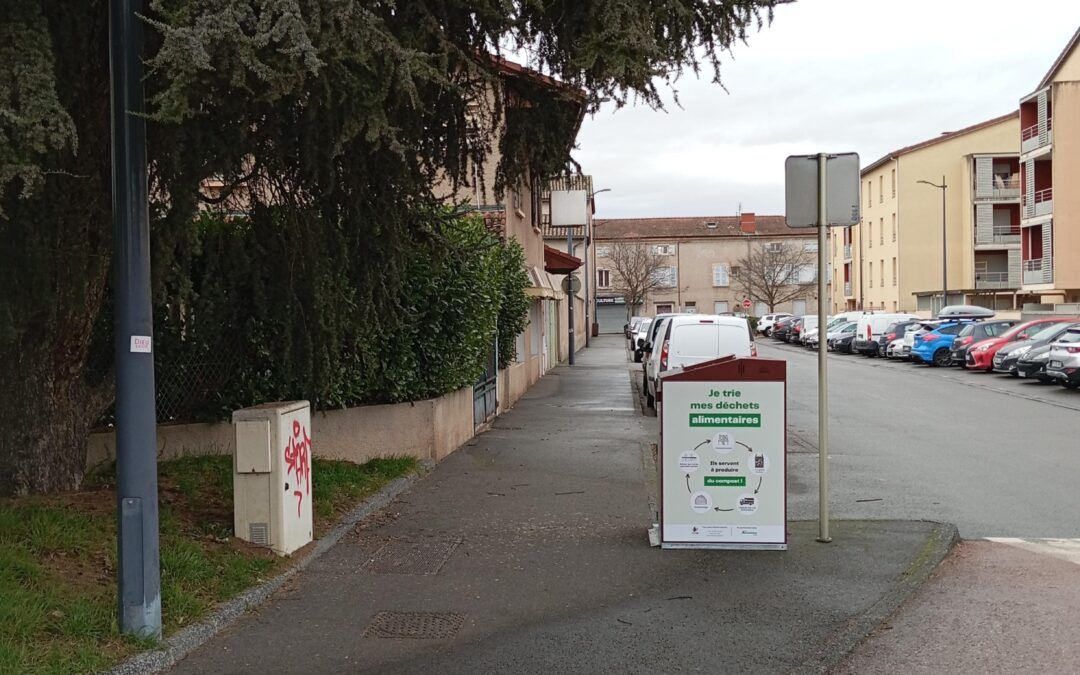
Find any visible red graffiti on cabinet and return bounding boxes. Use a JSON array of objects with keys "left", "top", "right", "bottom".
[{"left": 284, "top": 420, "right": 311, "bottom": 517}]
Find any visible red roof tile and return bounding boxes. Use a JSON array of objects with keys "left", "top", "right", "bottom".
[{"left": 593, "top": 215, "right": 809, "bottom": 240}]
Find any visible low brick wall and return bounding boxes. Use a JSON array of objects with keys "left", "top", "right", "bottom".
[{"left": 86, "top": 387, "right": 476, "bottom": 470}]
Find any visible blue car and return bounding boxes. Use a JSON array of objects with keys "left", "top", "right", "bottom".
[{"left": 909, "top": 321, "right": 969, "bottom": 366}]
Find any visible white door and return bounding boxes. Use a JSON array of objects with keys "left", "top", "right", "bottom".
[
  {"left": 792, "top": 299, "right": 807, "bottom": 315},
  {"left": 714, "top": 301, "right": 729, "bottom": 314}
]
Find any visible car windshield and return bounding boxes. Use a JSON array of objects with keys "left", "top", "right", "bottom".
[
  {"left": 1056, "top": 330, "right": 1080, "bottom": 344},
  {"left": 1032, "top": 323, "right": 1070, "bottom": 341},
  {"left": 957, "top": 324, "right": 976, "bottom": 337}
]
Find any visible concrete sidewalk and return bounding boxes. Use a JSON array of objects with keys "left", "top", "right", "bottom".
[{"left": 174, "top": 337, "right": 953, "bottom": 674}]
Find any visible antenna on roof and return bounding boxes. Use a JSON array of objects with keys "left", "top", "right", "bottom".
[{"left": 736, "top": 202, "right": 742, "bottom": 217}]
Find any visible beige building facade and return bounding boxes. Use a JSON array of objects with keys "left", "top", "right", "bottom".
[
  {"left": 1018, "top": 28, "right": 1080, "bottom": 304},
  {"left": 831, "top": 112, "right": 1023, "bottom": 315},
  {"left": 593, "top": 214, "right": 819, "bottom": 331}
]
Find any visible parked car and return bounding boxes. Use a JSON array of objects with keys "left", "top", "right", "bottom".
[
  {"left": 994, "top": 322, "right": 1080, "bottom": 376},
  {"left": 875, "top": 319, "right": 921, "bottom": 359},
  {"left": 771, "top": 316, "right": 797, "bottom": 342},
  {"left": 966, "top": 318, "right": 1076, "bottom": 371},
  {"left": 1015, "top": 344, "right": 1057, "bottom": 381},
  {"left": 826, "top": 322, "right": 858, "bottom": 353},
  {"left": 799, "top": 315, "right": 828, "bottom": 348},
  {"left": 632, "top": 318, "right": 653, "bottom": 362},
  {"left": 651, "top": 315, "right": 756, "bottom": 403},
  {"left": 757, "top": 313, "right": 792, "bottom": 337},
  {"left": 625, "top": 316, "right": 645, "bottom": 341},
  {"left": 948, "top": 320, "right": 1019, "bottom": 367},
  {"left": 910, "top": 321, "right": 969, "bottom": 366},
  {"left": 642, "top": 314, "right": 682, "bottom": 406},
  {"left": 1044, "top": 327, "right": 1080, "bottom": 389},
  {"left": 853, "top": 313, "right": 919, "bottom": 356}
]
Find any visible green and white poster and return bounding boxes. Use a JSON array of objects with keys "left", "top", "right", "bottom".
[{"left": 660, "top": 377, "right": 787, "bottom": 549}]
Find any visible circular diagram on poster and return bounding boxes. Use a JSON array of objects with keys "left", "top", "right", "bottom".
[
  {"left": 736, "top": 493, "right": 758, "bottom": 514},
  {"left": 747, "top": 452, "right": 769, "bottom": 475},
  {"left": 712, "top": 431, "right": 735, "bottom": 454},
  {"left": 690, "top": 491, "right": 712, "bottom": 513},
  {"left": 679, "top": 450, "right": 701, "bottom": 474}
]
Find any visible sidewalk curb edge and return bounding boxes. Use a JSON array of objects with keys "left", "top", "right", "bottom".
[
  {"left": 106, "top": 462, "right": 432, "bottom": 675},
  {"left": 794, "top": 520, "right": 961, "bottom": 674}
]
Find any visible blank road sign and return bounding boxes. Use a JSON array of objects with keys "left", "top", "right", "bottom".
[{"left": 784, "top": 153, "right": 861, "bottom": 228}]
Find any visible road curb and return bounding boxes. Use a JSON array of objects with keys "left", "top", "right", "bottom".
[
  {"left": 106, "top": 462, "right": 432, "bottom": 675},
  {"left": 795, "top": 519, "right": 960, "bottom": 674}
]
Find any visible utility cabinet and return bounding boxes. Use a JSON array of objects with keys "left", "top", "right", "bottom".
[{"left": 233, "top": 401, "right": 313, "bottom": 556}]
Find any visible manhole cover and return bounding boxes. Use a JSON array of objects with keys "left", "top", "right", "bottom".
[
  {"left": 362, "top": 537, "right": 461, "bottom": 575},
  {"left": 363, "top": 611, "right": 465, "bottom": 639}
]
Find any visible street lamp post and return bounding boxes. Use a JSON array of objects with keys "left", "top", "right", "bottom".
[
  {"left": 109, "top": 0, "right": 161, "bottom": 638},
  {"left": 586, "top": 188, "right": 612, "bottom": 347},
  {"left": 918, "top": 177, "right": 948, "bottom": 313}
]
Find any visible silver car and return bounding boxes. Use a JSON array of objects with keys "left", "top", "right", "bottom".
[{"left": 1043, "top": 327, "right": 1080, "bottom": 389}]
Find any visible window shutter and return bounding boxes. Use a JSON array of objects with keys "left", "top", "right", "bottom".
[{"left": 713, "top": 263, "right": 730, "bottom": 287}]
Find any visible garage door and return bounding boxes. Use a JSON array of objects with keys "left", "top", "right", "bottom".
[{"left": 596, "top": 302, "right": 628, "bottom": 334}]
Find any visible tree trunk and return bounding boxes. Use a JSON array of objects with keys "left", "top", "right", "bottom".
[{"left": 0, "top": 349, "right": 111, "bottom": 495}]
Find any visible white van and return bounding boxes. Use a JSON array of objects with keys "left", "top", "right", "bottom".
[
  {"left": 649, "top": 315, "right": 755, "bottom": 404},
  {"left": 853, "top": 313, "right": 918, "bottom": 356}
]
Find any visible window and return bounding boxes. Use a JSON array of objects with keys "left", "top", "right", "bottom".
[
  {"left": 766, "top": 242, "right": 783, "bottom": 254},
  {"left": 868, "top": 222, "right": 873, "bottom": 248},
  {"left": 597, "top": 268, "right": 611, "bottom": 289},
  {"left": 706, "top": 221, "right": 718, "bottom": 229},
  {"left": 879, "top": 259, "right": 884, "bottom": 287},
  {"left": 891, "top": 258, "right": 897, "bottom": 286},
  {"left": 656, "top": 303, "right": 674, "bottom": 314},
  {"left": 684, "top": 301, "right": 697, "bottom": 314},
  {"left": 878, "top": 176, "right": 883, "bottom": 203},
  {"left": 891, "top": 169, "right": 896, "bottom": 197},
  {"left": 804, "top": 241, "right": 818, "bottom": 252},
  {"left": 891, "top": 214, "right": 896, "bottom": 242},
  {"left": 796, "top": 265, "right": 816, "bottom": 283},
  {"left": 513, "top": 185, "right": 524, "bottom": 211},
  {"left": 714, "top": 301, "right": 729, "bottom": 314},
  {"left": 654, "top": 266, "right": 677, "bottom": 287},
  {"left": 867, "top": 180, "right": 872, "bottom": 208},
  {"left": 712, "top": 263, "right": 730, "bottom": 287},
  {"left": 596, "top": 245, "right": 611, "bottom": 257},
  {"left": 869, "top": 261, "right": 873, "bottom": 288},
  {"left": 730, "top": 265, "right": 742, "bottom": 278},
  {"left": 893, "top": 301, "right": 898, "bottom": 311},
  {"left": 654, "top": 244, "right": 674, "bottom": 255},
  {"left": 879, "top": 218, "right": 884, "bottom": 246}
]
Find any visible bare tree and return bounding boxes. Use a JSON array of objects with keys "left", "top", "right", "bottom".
[
  {"left": 608, "top": 242, "right": 669, "bottom": 320},
  {"left": 735, "top": 241, "right": 817, "bottom": 313}
]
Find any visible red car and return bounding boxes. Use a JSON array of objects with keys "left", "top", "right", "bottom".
[{"left": 966, "top": 318, "right": 1077, "bottom": 371}]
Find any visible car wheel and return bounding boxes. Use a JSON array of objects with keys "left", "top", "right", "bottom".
[
  {"left": 646, "top": 391, "right": 655, "bottom": 407},
  {"left": 763, "top": 328, "right": 772, "bottom": 337},
  {"left": 931, "top": 348, "right": 951, "bottom": 367},
  {"left": 1010, "top": 371, "right": 1019, "bottom": 378},
  {"left": 1065, "top": 381, "right": 1080, "bottom": 390},
  {"left": 633, "top": 351, "right": 642, "bottom": 363}
]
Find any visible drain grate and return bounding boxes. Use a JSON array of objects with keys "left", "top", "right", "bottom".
[
  {"left": 362, "top": 537, "right": 461, "bottom": 575},
  {"left": 363, "top": 611, "right": 465, "bottom": 639}
]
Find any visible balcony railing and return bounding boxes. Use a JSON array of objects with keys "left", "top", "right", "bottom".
[
  {"left": 843, "top": 244, "right": 852, "bottom": 259},
  {"left": 1021, "top": 117, "right": 1053, "bottom": 154},
  {"left": 1023, "top": 187, "right": 1053, "bottom": 218},
  {"left": 974, "top": 271, "right": 1015, "bottom": 289},
  {"left": 991, "top": 176, "right": 1021, "bottom": 199},
  {"left": 1023, "top": 257, "right": 1053, "bottom": 285},
  {"left": 843, "top": 281, "right": 852, "bottom": 296}
]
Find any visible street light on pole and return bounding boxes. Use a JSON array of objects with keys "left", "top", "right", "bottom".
[
  {"left": 585, "top": 188, "right": 612, "bottom": 347},
  {"left": 917, "top": 177, "right": 948, "bottom": 314}
]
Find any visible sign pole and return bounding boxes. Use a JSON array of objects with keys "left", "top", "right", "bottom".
[
  {"left": 109, "top": 0, "right": 162, "bottom": 636},
  {"left": 567, "top": 227, "right": 576, "bottom": 365},
  {"left": 816, "top": 153, "right": 832, "bottom": 543}
]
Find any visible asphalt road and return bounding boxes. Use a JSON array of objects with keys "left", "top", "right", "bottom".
[{"left": 759, "top": 340, "right": 1080, "bottom": 539}]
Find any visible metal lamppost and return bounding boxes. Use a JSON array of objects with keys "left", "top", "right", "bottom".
[
  {"left": 585, "top": 188, "right": 612, "bottom": 347},
  {"left": 918, "top": 177, "right": 948, "bottom": 313},
  {"left": 109, "top": 0, "right": 161, "bottom": 637}
]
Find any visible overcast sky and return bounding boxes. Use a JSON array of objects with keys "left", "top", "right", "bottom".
[{"left": 575, "top": 0, "right": 1080, "bottom": 219}]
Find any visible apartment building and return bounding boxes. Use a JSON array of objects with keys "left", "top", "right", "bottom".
[
  {"left": 1018, "top": 27, "right": 1080, "bottom": 304},
  {"left": 592, "top": 213, "right": 819, "bottom": 332},
  {"left": 830, "top": 112, "right": 1021, "bottom": 315}
]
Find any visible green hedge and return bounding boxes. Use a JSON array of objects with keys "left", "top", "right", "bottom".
[{"left": 153, "top": 210, "right": 529, "bottom": 422}]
